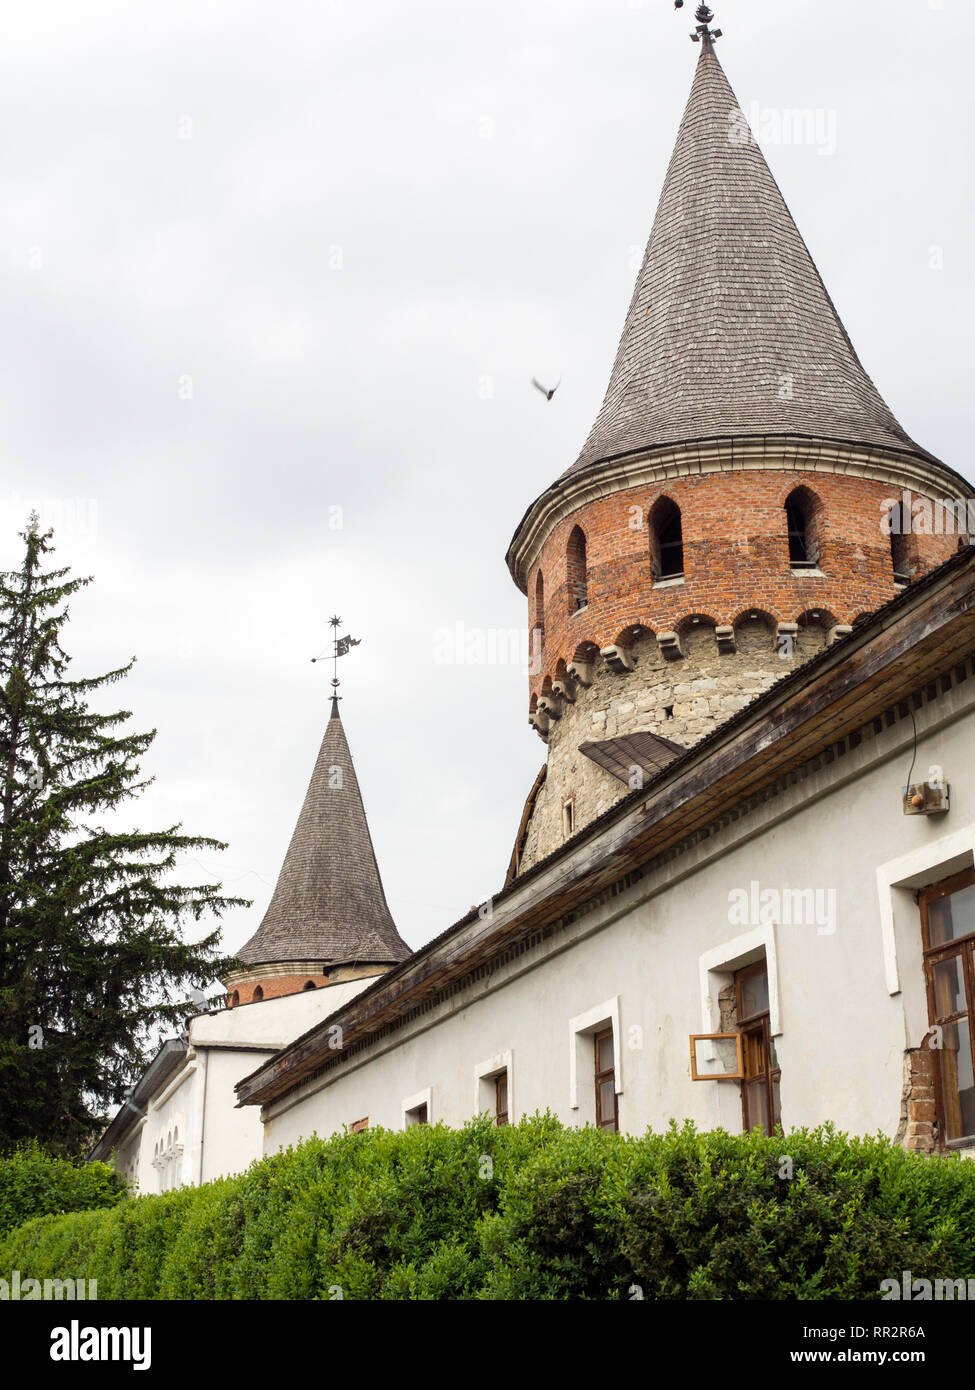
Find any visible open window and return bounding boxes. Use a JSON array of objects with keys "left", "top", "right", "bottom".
[
  {"left": 887, "top": 501, "right": 912, "bottom": 585},
  {"left": 649, "top": 497, "right": 684, "bottom": 582},
  {"left": 785, "top": 486, "right": 822, "bottom": 569},
  {"left": 736, "top": 961, "right": 782, "bottom": 1135},
  {"left": 690, "top": 954, "right": 781, "bottom": 1136},
  {"left": 689, "top": 1033, "right": 745, "bottom": 1081},
  {"left": 534, "top": 569, "right": 545, "bottom": 636},
  {"left": 921, "top": 869, "right": 975, "bottom": 1145},
  {"left": 567, "top": 526, "right": 588, "bottom": 612}
]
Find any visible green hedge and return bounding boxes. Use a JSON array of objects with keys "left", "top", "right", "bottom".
[
  {"left": 0, "top": 1141, "right": 128, "bottom": 1240},
  {"left": 2, "top": 1119, "right": 973, "bottom": 1299}
]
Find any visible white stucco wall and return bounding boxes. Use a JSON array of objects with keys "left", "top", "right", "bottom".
[
  {"left": 116, "top": 974, "right": 384, "bottom": 1189},
  {"left": 261, "top": 674, "right": 975, "bottom": 1156}
]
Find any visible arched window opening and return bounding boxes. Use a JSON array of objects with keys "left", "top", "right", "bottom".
[
  {"left": 534, "top": 570, "right": 545, "bottom": 633},
  {"left": 303, "top": 980, "right": 317, "bottom": 991},
  {"left": 252, "top": 985, "right": 263, "bottom": 1002},
  {"left": 888, "top": 502, "right": 911, "bottom": 584},
  {"left": 649, "top": 498, "right": 684, "bottom": 580},
  {"left": 567, "top": 527, "right": 588, "bottom": 612},
  {"left": 785, "top": 488, "right": 821, "bottom": 568}
]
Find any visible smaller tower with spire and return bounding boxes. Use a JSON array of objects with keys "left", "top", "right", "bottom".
[{"left": 224, "top": 628, "right": 410, "bottom": 1006}]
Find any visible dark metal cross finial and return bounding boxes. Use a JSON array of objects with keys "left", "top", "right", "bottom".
[
  {"left": 310, "top": 615, "right": 361, "bottom": 700},
  {"left": 674, "top": 0, "right": 723, "bottom": 44}
]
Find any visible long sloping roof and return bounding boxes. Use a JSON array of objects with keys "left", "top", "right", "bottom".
[
  {"left": 237, "top": 698, "right": 410, "bottom": 967},
  {"left": 566, "top": 38, "right": 934, "bottom": 477}
]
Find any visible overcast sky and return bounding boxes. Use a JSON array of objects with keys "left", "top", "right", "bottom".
[{"left": 3, "top": 0, "right": 972, "bottom": 974}]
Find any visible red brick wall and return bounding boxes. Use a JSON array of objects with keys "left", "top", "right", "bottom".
[
  {"left": 228, "top": 973, "right": 329, "bottom": 1007},
  {"left": 529, "top": 471, "right": 959, "bottom": 700}
]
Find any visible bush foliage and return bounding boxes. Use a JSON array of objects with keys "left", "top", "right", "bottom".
[
  {"left": 0, "top": 1141, "right": 128, "bottom": 1240},
  {"left": 2, "top": 1119, "right": 973, "bottom": 1299}
]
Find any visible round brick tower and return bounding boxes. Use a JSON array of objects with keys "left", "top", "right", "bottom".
[{"left": 506, "top": 32, "right": 972, "bottom": 876}]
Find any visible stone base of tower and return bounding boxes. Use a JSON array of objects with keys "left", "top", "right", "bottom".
[{"left": 518, "top": 614, "right": 840, "bottom": 872}]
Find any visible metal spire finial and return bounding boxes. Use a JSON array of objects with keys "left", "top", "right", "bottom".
[
  {"left": 310, "top": 615, "right": 361, "bottom": 707},
  {"left": 674, "top": 0, "right": 723, "bottom": 44}
]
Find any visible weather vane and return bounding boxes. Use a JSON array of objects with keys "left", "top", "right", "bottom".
[
  {"left": 673, "top": 1, "right": 723, "bottom": 44},
  {"left": 310, "top": 615, "right": 361, "bottom": 699}
]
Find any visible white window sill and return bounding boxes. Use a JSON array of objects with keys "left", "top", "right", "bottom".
[
  {"left": 791, "top": 567, "right": 824, "bottom": 578},
  {"left": 653, "top": 575, "right": 685, "bottom": 590}
]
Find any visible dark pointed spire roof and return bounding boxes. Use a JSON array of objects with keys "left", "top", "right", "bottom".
[
  {"left": 236, "top": 699, "right": 411, "bottom": 967},
  {"left": 565, "top": 39, "right": 935, "bottom": 478}
]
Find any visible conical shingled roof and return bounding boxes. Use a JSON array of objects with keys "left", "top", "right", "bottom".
[
  {"left": 566, "top": 39, "right": 934, "bottom": 478},
  {"left": 237, "top": 698, "right": 410, "bottom": 967}
]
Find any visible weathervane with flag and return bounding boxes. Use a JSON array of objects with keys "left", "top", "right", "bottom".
[{"left": 311, "top": 616, "right": 361, "bottom": 699}]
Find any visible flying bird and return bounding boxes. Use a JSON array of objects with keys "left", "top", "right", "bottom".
[{"left": 531, "top": 376, "right": 561, "bottom": 401}]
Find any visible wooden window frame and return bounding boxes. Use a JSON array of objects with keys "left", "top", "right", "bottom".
[
  {"left": 594, "top": 1027, "right": 618, "bottom": 1133},
  {"left": 495, "top": 1072, "right": 508, "bottom": 1127},
  {"left": 735, "top": 961, "right": 782, "bottom": 1136},
  {"left": 920, "top": 867, "right": 975, "bottom": 1147},
  {"left": 689, "top": 1032, "right": 745, "bottom": 1081}
]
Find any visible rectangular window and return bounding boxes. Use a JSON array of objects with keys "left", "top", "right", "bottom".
[
  {"left": 594, "top": 1028, "right": 618, "bottom": 1132},
  {"left": 402, "top": 1088, "right": 432, "bottom": 1128},
  {"left": 495, "top": 1072, "right": 508, "bottom": 1126},
  {"left": 562, "top": 800, "right": 574, "bottom": 838},
  {"left": 735, "top": 961, "right": 781, "bottom": 1136},
  {"left": 921, "top": 869, "right": 975, "bottom": 1144}
]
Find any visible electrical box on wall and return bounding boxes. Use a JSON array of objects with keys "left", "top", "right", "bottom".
[{"left": 903, "top": 780, "right": 950, "bottom": 816}]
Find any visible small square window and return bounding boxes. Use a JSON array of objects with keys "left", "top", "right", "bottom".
[{"left": 402, "top": 1089, "right": 432, "bottom": 1128}]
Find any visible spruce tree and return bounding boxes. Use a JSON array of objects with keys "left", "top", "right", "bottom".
[{"left": 0, "top": 518, "right": 246, "bottom": 1154}]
